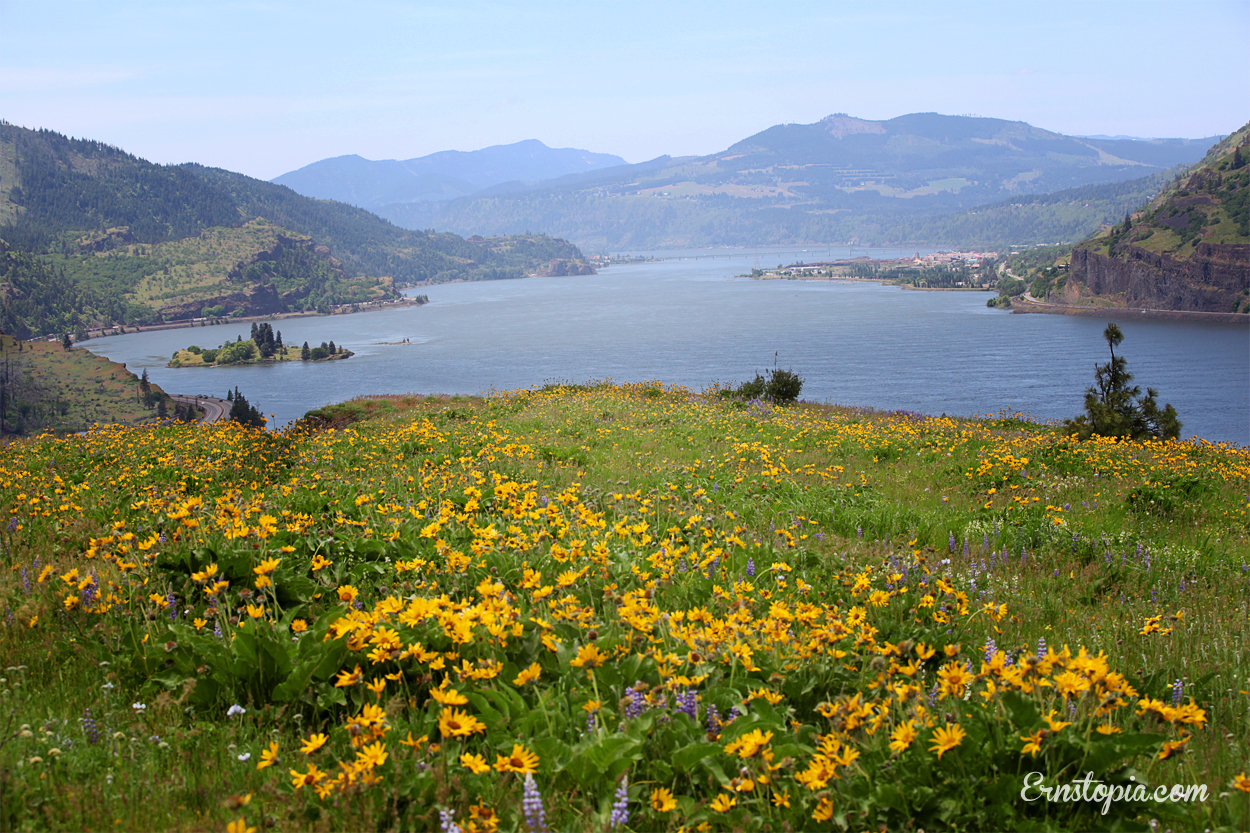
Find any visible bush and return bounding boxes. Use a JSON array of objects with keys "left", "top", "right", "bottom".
[
  {"left": 732, "top": 367, "right": 804, "bottom": 403},
  {"left": 1065, "top": 324, "right": 1181, "bottom": 441}
]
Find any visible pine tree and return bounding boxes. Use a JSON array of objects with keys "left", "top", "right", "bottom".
[
  {"left": 1065, "top": 324, "right": 1181, "bottom": 441},
  {"left": 301, "top": 341, "right": 311, "bottom": 361}
]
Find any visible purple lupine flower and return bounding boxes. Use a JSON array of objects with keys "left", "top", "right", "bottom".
[
  {"left": 706, "top": 557, "right": 718, "bottom": 579},
  {"left": 6, "top": 516, "right": 17, "bottom": 531},
  {"left": 678, "top": 556, "right": 686, "bottom": 573},
  {"left": 991, "top": 520, "right": 998, "bottom": 538},
  {"left": 984, "top": 638, "right": 997, "bottom": 663},
  {"left": 439, "top": 807, "right": 463, "bottom": 833},
  {"left": 1037, "top": 637, "right": 1047, "bottom": 658},
  {"left": 675, "top": 689, "right": 698, "bottom": 720},
  {"left": 706, "top": 704, "right": 722, "bottom": 733},
  {"left": 815, "top": 532, "right": 824, "bottom": 542},
  {"left": 1053, "top": 568, "right": 1059, "bottom": 578},
  {"left": 585, "top": 711, "right": 597, "bottom": 733},
  {"left": 982, "top": 532, "right": 989, "bottom": 550},
  {"left": 928, "top": 684, "right": 939, "bottom": 707},
  {"left": 1151, "top": 587, "right": 1157, "bottom": 604},
  {"left": 167, "top": 593, "right": 178, "bottom": 620},
  {"left": 81, "top": 709, "right": 99, "bottom": 744},
  {"left": 623, "top": 683, "right": 647, "bottom": 720},
  {"left": 610, "top": 775, "right": 630, "bottom": 828},
  {"left": 746, "top": 558, "right": 755, "bottom": 578},
  {"left": 21, "top": 568, "right": 29, "bottom": 594},
  {"left": 1178, "top": 579, "right": 1185, "bottom": 593},
  {"left": 963, "top": 540, "right": 969, "bottom": 558},
  {"left": 727, "top": 705, "right": 743, "bottom": 722},
  {"left": 857, "top": 526, "right": 863, "bottom": 540},
  {"left": 948, "top": 533, "right": 956, "bottom": 553},
  {"left": 522, "top": 773, "right": 549, "bottom": 833},
  {"left": 1172, "top": 679, "right": 1183, "bottom": 706}
]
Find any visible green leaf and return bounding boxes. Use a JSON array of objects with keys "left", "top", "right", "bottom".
[{"left": 671, "top": 741, "right": 722, "bottom": 771}]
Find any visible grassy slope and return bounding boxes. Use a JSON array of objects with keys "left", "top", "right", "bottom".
[
  {"left": 0, "top": 383, "right": 1247, "bottom": 830},
  {"left": 0, "top": 334, "right": 172, "bottom": 433}
]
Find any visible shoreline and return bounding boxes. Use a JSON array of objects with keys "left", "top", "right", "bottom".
[
  {"left": 1010, "top": 295, "right": 1250, "bottom": 325},
  {"left": 78, "top": 297, "right": 427, "bottom": 342}
]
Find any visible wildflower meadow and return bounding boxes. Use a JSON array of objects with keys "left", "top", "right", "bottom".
[{"left": 1, "top": 382, "right": 1248, "bottom": 831}]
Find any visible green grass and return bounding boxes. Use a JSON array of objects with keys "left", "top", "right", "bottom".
[{"left": 1, "top": 384, "right": 1247, "bottom": 831}]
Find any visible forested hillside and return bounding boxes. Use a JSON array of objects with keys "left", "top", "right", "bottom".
[
  {"left": 383, "top": 113, "right": 1214, "bottom": 249},
  {"left": 0, "top": 122, "right": 592, "bottom": 334},
  {"left": 1061, "top": 122, "right": 1250, "bottom": 314}
]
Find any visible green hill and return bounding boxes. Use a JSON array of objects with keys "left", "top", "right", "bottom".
[
  {"left": 0, "top": 332, "right": 183, "bottom": 435},
  {"left": 376, "top": 113, "right": 1214, "bottom": 249},
  {"left": 1061, "top": 122, "right": 1250, "bottom": 313},
  {"left": 0, "top": 122, "right": 592, "bottom": 334}
]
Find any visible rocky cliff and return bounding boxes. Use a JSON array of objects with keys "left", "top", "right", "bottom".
[{"left": 1067, "top": 242, "right": 1249, "bottom": 312}]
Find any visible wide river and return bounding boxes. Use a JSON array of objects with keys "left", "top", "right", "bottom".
[{"left": 82, "top": 246, "right": 1249, "bottom": 444}]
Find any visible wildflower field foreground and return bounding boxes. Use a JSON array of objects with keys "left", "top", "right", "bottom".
[{"left": 2, "top": 382, "right": 1248, "bottom": 832}]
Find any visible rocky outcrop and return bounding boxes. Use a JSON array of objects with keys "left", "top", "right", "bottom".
[
  {"left": 1067, "top": 242, "right": 1249, "bottom": 313},
  {"left": 533, "top": 258, "right": 595, "bottom": 277}
]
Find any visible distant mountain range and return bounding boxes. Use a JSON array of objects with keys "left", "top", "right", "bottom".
[
  {"left": 1061, "top": 122, "right": 1250, "bottom": 314},
  {"left": 272, "top": 139, "right": 627, "bottom": 211},
  {"left": 0, "top": 123, "right": 591, "bottom": 338},
  {"left": 282, "top": 113, "right": 1212, "bottom": 250}
]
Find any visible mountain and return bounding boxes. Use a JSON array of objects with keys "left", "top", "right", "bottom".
[
  {"left": 1060, "top": 122, "right": 1250, "bottom": 314},
  {"left": 272, "top": 139, "right": 628, "bottom": 210},
  {"left": 0, "top": 123, "right": 591, "bottom": 335},
  {"left": 375, "top": 113, "right": 1216, "bottom": 250}
]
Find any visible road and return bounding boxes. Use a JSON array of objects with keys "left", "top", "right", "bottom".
[{"left": 169, "top": 394, "right": 229, "bottom": 424}]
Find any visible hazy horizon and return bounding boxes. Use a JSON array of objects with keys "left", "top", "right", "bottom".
[{"left": 2, "top": 0, "right": 1246, "bottom": 181}]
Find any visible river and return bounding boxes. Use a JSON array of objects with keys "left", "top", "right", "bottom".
[{"left": 80, "top": 246, "right": 1250, "bottom": 444}]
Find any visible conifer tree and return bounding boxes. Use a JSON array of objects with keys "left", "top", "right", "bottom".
[{"left": 1065, "top": 323, "right": 1181, "bottom": 441}]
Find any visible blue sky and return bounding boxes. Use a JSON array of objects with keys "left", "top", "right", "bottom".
[{"left": 2, "top": 0, "right": 1247, "bottom": 180}]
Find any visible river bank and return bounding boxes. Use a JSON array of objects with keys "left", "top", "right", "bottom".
[
  {"left": 1011, "top": 294, "right": 1250, "bottom": 325},
  {"left": 76, "top": 297, "right": 427, "bottom": 343}
]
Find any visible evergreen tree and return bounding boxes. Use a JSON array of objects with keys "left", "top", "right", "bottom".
[
  {"left": 227, "top": 388, "right": 266, "bottom": 428},
  {"left": 61, "top": 333, "right": 72, "bottom": 351},
  {"left": 301, "top": 341, "right": 311, "bottom": 361},
  {"left": 1065, "top": 323, "right": 1181, "bottom": 441},
  {"left": 329, "top": 340, "right": 336, "bottom": 354}
]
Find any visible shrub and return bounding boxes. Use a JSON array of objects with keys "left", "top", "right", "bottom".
[{"left": 733, "top": 368, "right": 804, "bottom": 403}]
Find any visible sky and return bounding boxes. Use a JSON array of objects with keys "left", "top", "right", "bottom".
[{"left": 2, "top": 0, "right": 1247, "bottom": 181}]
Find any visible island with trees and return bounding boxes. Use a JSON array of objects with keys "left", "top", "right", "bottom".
[{"left": 167, "top": 322, "right": 352, "bottom": 367}]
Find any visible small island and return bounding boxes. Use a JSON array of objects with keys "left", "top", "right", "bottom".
[{"left": 167, "top": 322, "right": 353, "bottom": 367}]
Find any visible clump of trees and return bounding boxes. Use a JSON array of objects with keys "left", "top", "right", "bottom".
[
  {"left": 725, "top": 362, "right": 804, "bottom": 404},
  {"left": 226, "top": 386, "right": 266, "bottom": 428},
  {"left": 1065, "top": 323, "right": 1180, "bottom": 441}
]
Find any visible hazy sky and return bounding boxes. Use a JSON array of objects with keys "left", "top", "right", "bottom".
[{"left": 2, "top": 0, "right": 1247, "bottom": 180}]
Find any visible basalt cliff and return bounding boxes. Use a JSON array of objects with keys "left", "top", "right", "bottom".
[{"left": 1062, "top": 123, "right": 1250, "bottom": 316}]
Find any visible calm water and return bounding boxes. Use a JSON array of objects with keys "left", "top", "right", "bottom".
[{"left": 82, "top": 246, "right": 1250, "bottom": 444}]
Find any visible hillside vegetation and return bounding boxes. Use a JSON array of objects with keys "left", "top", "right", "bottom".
[
  {"left": 0, "top": 333, "right": 182, "bottom": 434},
  {"left": 1, "top": 383, "right": 1247, "bottom": 830},
  {"left": 0, "top": 123, "right": 592, "bottom": 335},
  {"left": 1059, "top": 122, "right": 1250, "bottom": 314},
  {"left": 381, "top": 113, "right": 1213, "bottom": 249}
]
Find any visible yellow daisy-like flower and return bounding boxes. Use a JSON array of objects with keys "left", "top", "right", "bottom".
[
  {"left": 1232, "top": 772, "right": 1250, "bottom": 793},
  {"left": 225, "top": 819, "right": 256, "bottom": 833},
  {"left": 889, "top": 719, "right": 918, "bottom": 754},
  {"left": 253, "top": 557, "right": 281, "bottom": 575},
  {"left": 812, "top": 796, "right": 834, "bottom": 822},
  {"left": 288, "top": 763, "right": 325, "bottom": 790},
  {"left": 290, "top": 619, "right": 307, "bottom": 633},
  {"left": 335, "top": 665, "right": 363, "bottom": 688},
  {"left": 1020, "top": 729, "right": 1045, "bottom": 758},
  {"left": 929, "top": 723, "right": 966, "bottom": 760},
  {"left": 772, "top": 790, "right": 790, "bottom": 808},
  {"left": 709, "top": 793, "right": 737, "bottom": 812},
  {"left": 310, "top": 554, "right": 332, "bottom": 571},
  {"left": 355, "top": 741, "right": 388, "bottom": 769},
  {"left": 493, "top": 743, "right": 539, "bottom": 774},
  {"left": 429, "top": 686, "right": 469, "bottom": 706},
  {"left": 569, "top": 644, "right": 607, "bottom": 669},
  {"left": 438, "top": 707, "right": 486, "bottom": 738},
  {"left": 300, "top": 733, "right": 328, "bottom": 755},
  {"left": 461, "top": 752, "right": 491, "bottom": 774},
  {"left": 256, "top": 740, "right": 279, "bottom": 770},
  {"left": 336, "top": 585, "right": 358, "bottom": 604},
  {"left": 650, "top": 787, "right": 677, "bottom": 812},
  {"left": 513, "top": 662, "right": 542, "bottom": 686},
  {"left": 724, "top": 728, "right": 773, "bottom": 759},
  {"left": 1043, "top": 709, "right": 1072, "bottom": 733}
]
